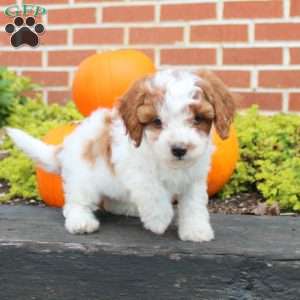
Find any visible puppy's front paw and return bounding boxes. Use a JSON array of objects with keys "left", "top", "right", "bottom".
[
  {"left": 65, "top": 211, "right": 100, "bottom": 234},
  {"left": 143, "top": 218, "right": 169, "bottom": 235},
  {"left": 179, "top": 222, "right": 214, "bottom": 242},
  {"left": 142, "top": 207, "right": 174, "bottom": 235}
]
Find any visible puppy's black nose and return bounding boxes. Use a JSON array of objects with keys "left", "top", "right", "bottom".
[{"left": 171, "top": 147, "right": 187, "bottom": 158}]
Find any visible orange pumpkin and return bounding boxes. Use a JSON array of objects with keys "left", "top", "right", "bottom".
[
  {"left": 36, "top": 123, "right": 77, "bottom": 207},
  {"left": 207, "top": 125, "right": 239, "bottom": 196},
  {"left": 72, "top": 49, "right": 155, "bottom": 116},
  {"left": 36, "top": 123, "right": 238, "bottom": 207}
]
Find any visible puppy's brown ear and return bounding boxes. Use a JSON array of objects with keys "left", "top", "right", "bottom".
[
  {"left": 117, "top": 76, "right": 151, "bottom": 147},
  {"left": 197, "top": 70, "right": 236, "bottom": 139}
]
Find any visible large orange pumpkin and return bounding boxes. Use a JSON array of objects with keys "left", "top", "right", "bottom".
[
  {"left": 207, "top": 125, "right": 239, "bottom": 196},
  {"left": 36, "top": 123, "right": 77, "bottom": 207},
  {"left": 36, "top": 123, "right": 238, "bottom": 207},
  {"left": 72, "top": 49, "right": 155, "bottom": 116}
]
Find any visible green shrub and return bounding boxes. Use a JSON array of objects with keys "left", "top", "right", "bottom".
[
  {"left": 220, "top": 106, "right": 300, "bottom": 212},
  {"left": 0, "top": 99, "right": 82, "bottom": 202},
  {"left": 0, "top": 68, "right": 38, "bottom": 127}
]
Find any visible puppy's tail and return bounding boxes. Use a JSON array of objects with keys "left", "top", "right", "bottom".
[{"left": 5, "top": 127, "right": 61, "bottom": 174}]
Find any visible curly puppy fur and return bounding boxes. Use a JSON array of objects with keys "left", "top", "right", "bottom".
[{"left": 7, "top": 69, "right": 235, "bottom": 242}]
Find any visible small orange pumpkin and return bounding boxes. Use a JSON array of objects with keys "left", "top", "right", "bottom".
[
  {"left": 36, "top": 123, "right": 77, "bottom": 207},
  {"left": 72, "top": 49, "right": 155, "bottom": 116},
  {"left": 36, "top": 123, "right": 238, "bottom": 207},
  {"left": 207, "top": 125, "right": 239, "bottom": 196}
]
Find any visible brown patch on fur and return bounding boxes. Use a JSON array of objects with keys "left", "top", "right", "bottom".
[
  {"left": 196, "top": 70, "right": 236, "bottom": 139},
  {"left": 103, "top": 114, "right": 112, "bottom": 126},
  {"left": 137, "top": 103, "right": 157, "bottom": 124},
  {"left": 99, "top": 117, "right": 114, "bottom": 174},
  {"left": 82, "top": 139, "right": 97, "bottom": 165},
  {"left": 186, "top": 143, "right": 197, "bottom": 151},
  {"left": 118, "top": 76, "right": 164, "bottom": 147},
  {"left": 189, "top": 101, "right": 214, "bottom": 135},
  {"left": 137, "top": 99, "right": 163, "bottom": 142},
  {"left": 82, "top": 114, "right": 114, "bottom": 174}
]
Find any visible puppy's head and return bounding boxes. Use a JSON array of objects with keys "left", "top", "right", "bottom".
[{"left": 118, "top": 69, "right": 235, "bottom": 168}]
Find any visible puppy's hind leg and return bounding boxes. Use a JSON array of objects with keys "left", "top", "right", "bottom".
[{"left": 63, "top": 181, "right": 101, "bottom": 235}]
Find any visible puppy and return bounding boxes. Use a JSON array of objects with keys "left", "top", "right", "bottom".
[{"left": 7, "top": 69, "right": 235, "bottom": 242}]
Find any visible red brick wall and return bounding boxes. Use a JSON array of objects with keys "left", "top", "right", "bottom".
[{"left": 1, "top": 0, "right": 300, "bottom": 112}]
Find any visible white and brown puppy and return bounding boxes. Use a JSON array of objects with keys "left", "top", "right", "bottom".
[{"left": 7, "top": 69, "right": 235, "bottom": 242}]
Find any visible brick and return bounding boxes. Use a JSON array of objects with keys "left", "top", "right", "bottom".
[
  {"left": 48, "top": 50, "right": 96, "bottom": 66},
  {"left": 160, "top": 48, "right": 216, "bottom": 65},
  {"left": 160, "top": 3, "right": 216, "bottom": 21},
  {"left": 290, "top": 0, "right": 300, "bottom": 16},
  {"left": 0, "top": 13, "right": 11, "bottom": 25},
  {"left": 48, "top": 90, "right": 71, "bottom": 105},
  {"left": 290, "top": 48, "right": 300, "bottom": 64},
  {"left": 48, "top": 8, "right": 96, "bottom": 24},
  {"left": 40, "top": 30, "right": 67, "bottom": 45},
  {"left": 103, "top": 5, "right": 154, "bottom": 22},
  {"left": 0, "top": 51, "right": 42, "bottom": 66},
  {"left": 22, "top": 71, "right": 69, "bottom": 87},
  {"left": 26, "top": 0, "right": 68, "bottom": 3},
  {"left": 191, "top": 25, "right": 248, "bottom": 42},
  {"left": 289, "top": 93, "right": 300, "bottom": 111},
  {"left": 213, "top": 71, "right": 250, "bottom": 88},
  {"left": 224, "top": 1, "right": 282, "bottom": 19},
  {"left": 0, "top": 0, "right": 17, "bottom": 4},
  {"left": 259, "top": 71, "right": 300, "bottom": 88},
  {"left": 135, "top": 48, "right": 155, "bottom": 61},
  {"left": 73, "top": 28, "right": 123, "bottom": 44},
  {"left": 130, "top": 27, "right": 183, "bottom": 44},
  {"left": 256, "top": 23, "right": 300, "bottom": 41},
  {"left": 22, "top": 91, "right": 41, "bottom": 101},
  {"left": 223, "top": 48, "right": 282, "bottom": 65},
  {"left": 0, "top": 31, "right": 10, "bottom": 46},
  {"left": 75, "top": 0, "right": 122, "bottom": 2},
  {"left": 238, "top": 92, "right": 282, "bottom": 111}
]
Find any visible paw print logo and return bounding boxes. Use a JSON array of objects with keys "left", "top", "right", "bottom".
[{"left": 5, "top": 16, "right": 45, "bottom": 47}]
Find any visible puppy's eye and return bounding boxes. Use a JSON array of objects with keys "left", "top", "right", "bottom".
[
  {"left": 194, "top": 114, "right": 204, "bottom": 124},
  {"left": 152, "top": 118, "right": 162, "bottom": 128}
]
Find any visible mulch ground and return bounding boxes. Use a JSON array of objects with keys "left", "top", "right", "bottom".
[
  {"left": 209, "top": 193, "right": 262, "bottom": 215},
  {"left": 1, "top": 179, "right": 298, "bottom": 216}
]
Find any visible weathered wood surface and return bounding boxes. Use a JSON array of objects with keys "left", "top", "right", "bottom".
[{"left": 0, "top": 205, "right": 299, "bottom": 300}]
